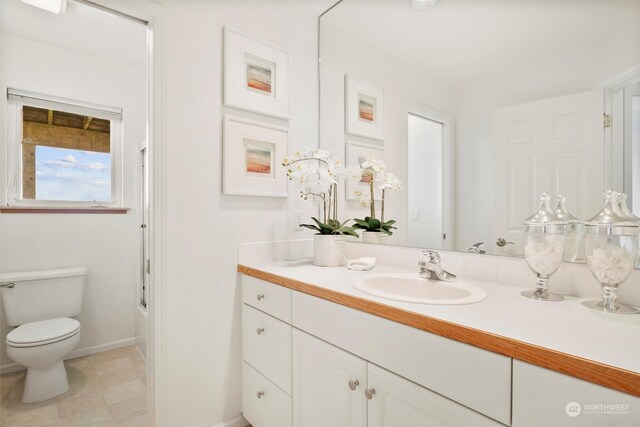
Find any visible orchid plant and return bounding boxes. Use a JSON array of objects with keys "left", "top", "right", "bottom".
[
  {"left": 283, "top": 148, "right": 358, "bottom": 237},
  {"left": 350, "top": 157, "right": 401, "bottom": 235}
]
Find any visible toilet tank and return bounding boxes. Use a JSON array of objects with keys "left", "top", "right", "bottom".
[{"left": 0, "top": 267, "right": 86, "bottom": 326}]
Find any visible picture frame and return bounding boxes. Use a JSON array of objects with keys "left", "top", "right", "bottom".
[
  {"left": 224, "top": 26, "right": 290, "bottom": 120},
  {"left": 223, "top": 115, "right": 288, "bottom": 197},
  {"left": 345, "top": 74, "right": 384, "bottom": 141},
  {"left": 345, "top": 140, "right": 384, "bottom": 201}
]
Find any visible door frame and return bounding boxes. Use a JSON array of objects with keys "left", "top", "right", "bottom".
[
  {"left": 84, "top": 1, "right": 167, "bottom": 425},
  {"left": 599, "top": 63, "right": 640, "bottom": 193},
  {"left": 406, "top": 102, "right": 455, "bottom": 250}
]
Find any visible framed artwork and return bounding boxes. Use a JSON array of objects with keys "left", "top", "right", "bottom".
[
  {"left": 223, "top": 115, "right": 288, "bottom": 197},
  {"left": 345, "top": 74, "right": 384, "bottom": 140},
  {"left": 224, "top": 26, "right": 290, "bottom": 119},
  {"left": 345, "top": 140, "right": 384, "bottom": 201}
]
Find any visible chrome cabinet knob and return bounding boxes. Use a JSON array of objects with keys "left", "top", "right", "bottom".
[
  {"left": 348, "top": 379, "right": 359, "bottom": 390},
  {"left": 257, "top": 294, "right": 265, "bottom": 301},
  {"left": 256, "top": 391, "right": 264, "bottom": 399},
  {"left": 365, "top": 388, "right": 376, "bottom": 400},
  {"left": 256, "top": 328, "right": 264, "bottom": 335}
]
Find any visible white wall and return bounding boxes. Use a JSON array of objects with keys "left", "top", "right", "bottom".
[
  {"left": 320, "top": 21, "right": 456, "bottom": 245},
  {"left": 160, "top": 1, "right": 328, "bottom": 425},
  {"left": 453, "top": 24, "right": 640, "bottom": 253},
  {"left": 0, "top": 33, "right": 146, "bottom": 369}
]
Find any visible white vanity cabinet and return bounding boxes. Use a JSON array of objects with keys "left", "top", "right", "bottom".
[
  {"left": 292, "top": 292, "right": 512, "bottom": 425},
  {"left": 293, "top": 328, "right": 503, "bottom": 427},
  {"left": 241, "top": 277, "right": 294, "bottom": 427},
  {"left": 292, "top": 329, "right": 367, "bottom": 427},
  {"left": 512, "top": 360, "right": 640, "bottom": 427},
  {"left": 240, "top": 274, "right": 640, "bottom": 427}
]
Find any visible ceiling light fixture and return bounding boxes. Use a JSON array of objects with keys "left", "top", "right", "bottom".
[
  {"left": 21, "top": 0, "right": 67, "bottom": 14},
  {"left": 412, "top": 0, "right": 438, "bottom": 10}
]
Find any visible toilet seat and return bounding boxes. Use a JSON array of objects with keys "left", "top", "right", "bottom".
[{"left": 7, "top": 318, "right": 80, "bottom": 348}]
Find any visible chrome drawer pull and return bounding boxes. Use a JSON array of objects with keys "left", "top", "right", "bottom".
[
  {"left": 257, "top": 391, "right": 264, "bottom": 399},
  {"left": 256, "top": 328, "right": 265, "bottom": 335},
  {"left": 257, "top": 294, "right": 265, "bottom": 301},
  {"left": 365, "top": 388, "right": 376, "bottom": 400},
  {"left": 348, "top": 379, "right": 359, "bottom": 390}
]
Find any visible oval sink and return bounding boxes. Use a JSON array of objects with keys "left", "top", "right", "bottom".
[{"left": 352, "top": 273, "right": 487, "bottom": 305}]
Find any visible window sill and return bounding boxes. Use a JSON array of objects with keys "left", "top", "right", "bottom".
[{"left": 0, "top": 207, "right": 130, "bottom": 214}]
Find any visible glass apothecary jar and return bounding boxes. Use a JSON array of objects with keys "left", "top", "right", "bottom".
[
  {"left": 552, "top": 194, "right": 583, "bottom": 262},
  {"left": 583, "top": 191, "right": 639, "bottom": 314},
  {"left": 522, "top": 193, "right": 568, "bottom": 301},
  {"left": 618, "top": 192, "right": 640, "bottom": 269}
]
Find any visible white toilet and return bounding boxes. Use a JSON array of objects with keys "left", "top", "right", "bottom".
[{"left": 0, "top": 267, "right": 86, "bottom": 403}]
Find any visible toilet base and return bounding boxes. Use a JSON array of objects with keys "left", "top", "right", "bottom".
[{"left": 22, "top": 361, "right": 69, "bottom": 403}]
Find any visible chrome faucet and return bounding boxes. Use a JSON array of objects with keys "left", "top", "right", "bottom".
[
  {"left": 468, "top": 242, "right": 486, "bottom": 254},
  {"left": 419, "top": 250, "right": 457, "bottom": 282}
]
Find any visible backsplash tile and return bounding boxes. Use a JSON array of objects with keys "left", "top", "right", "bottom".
[
  {"left": 343, "top": 242, "right": 639, "bottom": 306},
  {"left": 496, "top": 256, "right": 528, "bottom": 287},
  {"left": 239, "top": 240, "right": 640, "bottom": 306}
]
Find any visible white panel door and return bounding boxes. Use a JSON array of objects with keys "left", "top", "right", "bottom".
[
  {"left": 367, "top": 363, "right": 502, "bottom": 427},
  {"left": 493, "top": 90, "right": 604, "bottom": 255},
  {"left": 292, "top": 329, "right": 367, "bottom": 427}
]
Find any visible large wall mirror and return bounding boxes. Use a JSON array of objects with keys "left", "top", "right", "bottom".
[{"left": 319, "top": 0, "right": 640, "bottom": 261}]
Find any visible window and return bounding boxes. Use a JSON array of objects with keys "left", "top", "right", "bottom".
[{"left": 7, "top": 90, "right": 123, "bottom": 207}]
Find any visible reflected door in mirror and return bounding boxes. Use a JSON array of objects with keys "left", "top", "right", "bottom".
[{"left": 493, "top": 89, "right": 605, "bottom": 256}]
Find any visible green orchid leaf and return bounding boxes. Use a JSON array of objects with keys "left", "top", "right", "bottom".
[
  {"left": 353, "top": 219, "right": 370, "bottom": 227},
  {"left": 300, "top": 224, "right": 321, "bottom": 232},
  {"left": 368, "top": 217, "right": 382, "bottom": 229},
  {"left": 336, "top": 227, "right": 360, "bottom": 238}
]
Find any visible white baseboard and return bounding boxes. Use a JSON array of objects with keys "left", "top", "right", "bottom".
[
  {"left": 214, "top": 415, "right": 248, "bottom": 427},
  {"left": 0, "top": 337, "right": 136, "bottom": 375}
]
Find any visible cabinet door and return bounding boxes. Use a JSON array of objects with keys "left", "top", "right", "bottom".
[
  {"left": 367, "top": 364, "right": 502, "bottom": 427},
  {"left": 513, "top": 360, "right": 640, "bottom": 427},
  {"left": 293, "top": 329, "right": 367, "bottom": 427}
]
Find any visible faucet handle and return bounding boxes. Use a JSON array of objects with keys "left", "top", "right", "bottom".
[{"left": 422, "top": 250, "right": 441, "bottom": 265}]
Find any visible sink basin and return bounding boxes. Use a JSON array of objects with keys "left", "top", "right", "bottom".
[{"left": 352, "top": 273, "right": 487, "bottom": 305}]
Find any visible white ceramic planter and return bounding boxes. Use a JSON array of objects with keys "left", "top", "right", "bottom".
[
  {"left": 313, "top": 234, "right": 346, "bottom": 267},
  {"left": 361, "top": 231, "right": 390, "bottom": 244}
]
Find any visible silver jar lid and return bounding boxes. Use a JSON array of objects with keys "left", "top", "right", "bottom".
[
  {"left": 552, "top": 194, "right": 581, "bottom": 224},
  {"left": 584, "top": 190, "right": 639, "bottom": 227},
  {"left": 524, "top": 193, "right": 567, "bottom": 225},
  {"left": 618, "top": 193, "right": 640, "bottom": 224}
]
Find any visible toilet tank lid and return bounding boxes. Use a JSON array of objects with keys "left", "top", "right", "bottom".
[{"left": 0, "top": 267, "right": 87, "bottom": 283}]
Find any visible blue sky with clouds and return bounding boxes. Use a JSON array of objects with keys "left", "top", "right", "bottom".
[{"left": 35, "top": 146, "right": 111, "bottom": 202}]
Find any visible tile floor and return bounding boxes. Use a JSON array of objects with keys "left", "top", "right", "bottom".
[{"left": 0, "top": 345, "right": 147, "bottom": 427}]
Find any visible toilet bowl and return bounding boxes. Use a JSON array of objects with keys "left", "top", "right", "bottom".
[
  {"left": 6, "top": 318, "right": 81, "bottom": 403},
  {"left": 0, "top": 267, "right": 86, "bottom": 403}
]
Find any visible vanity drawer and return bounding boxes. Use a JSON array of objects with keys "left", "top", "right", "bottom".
[
  {"left": 242, "top": 304, "right": 292, "bottom": 395},
  {"left": 242, "top": 362, "right": 292, "bottom": 427},
  {"left": 292, "top": 291, "right": 512, "bottom": 425},
  {"left": 242, "top": 275, "right": 292, "bottom": 323}
]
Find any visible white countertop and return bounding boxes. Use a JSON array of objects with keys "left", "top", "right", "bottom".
[{"left": 241, "top": 259, "right": 640, "bottom": 374}]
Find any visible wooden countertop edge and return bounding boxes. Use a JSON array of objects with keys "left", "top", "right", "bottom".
[{"left": 237, "top": 264, "right": 640, "bottom": 397}]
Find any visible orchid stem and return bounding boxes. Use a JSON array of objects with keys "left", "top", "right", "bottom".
[{"left": 369, "top": 181, "right": 376, "bottom": 219}]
